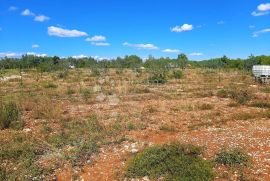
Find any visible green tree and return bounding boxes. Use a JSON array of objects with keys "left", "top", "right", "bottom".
[{"left": 177, "top": 54, "right": 188, "bottom": 69}]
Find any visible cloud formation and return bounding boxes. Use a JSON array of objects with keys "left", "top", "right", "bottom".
[
  {"left": 21, "top": 9, "right": 35, "bottom": 16},
  {"left": 48, "top": 26, "right": 88, "bottom": 37},
  {"left": 34, "top": 15, "right": 50, "bottom": 22},
  {"left": 91, "top": 42, "right": 110, "bottom": 46},
  {"left": 171, "top": 24, "right": 193, "bottom": 32},
  {"left": 86, "top": 35, "right": 106, "bottom": 42},
  {"left": 0, "top": 52, "right": 21, "bottom": 58},
  {"left": 123, "top": 42, "right": 158, "bottom": 50},
  {"left": 253, "top": 28, "right": 270, "bottom": 37},
  {"left": 252, "top": 3, "right": 270, "bottom": 16},
  {"left": 190, "top": 52, "right": 203, "bottom": 56},
  {"left": 162, "top": 49, "right": 180, "bottom": 53},
  {"left": 32, "top": 44, "right": 39, "bottom": 48}
]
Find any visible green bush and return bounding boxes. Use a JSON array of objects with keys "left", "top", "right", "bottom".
[
  {"left": 0, "top": 102, "right": 22, "bottom": 130},
  {"left": 0, "top": 133, "right": 44, "bottom": 180},
  {"left": 230, "top": 89, "right": 251, "bottom": 105},
  {"left": 126, "top": 143, "right": 213, "bottom": 181},
  {"left": 43, "top": 82, "right": 58, "bottom": 89},
  {"left": 148, "top": 74, "right": 167, "bottom": 84},
  {"left": 217, "top": 89, "right": 230, "bottom": 98},
  {"left": 217, "top": 89, "right": 251, "bottom": 105},
  {"left": 215, "top": 148, "right": 250, "bottom": 166},
  {"left": 173, "top": 70, "right": 183, "bottom": 79}
]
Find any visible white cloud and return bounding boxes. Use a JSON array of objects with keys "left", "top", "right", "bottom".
[
  {"left": 123, "top": 42, "right": 159, "bottom": 50},
  {"left": 8, "top": 6, "right": 18, "bottom": 11},
  {"left": 253, "top": 28, "right": 270, "bottom": 37},
  {"left": 32, "top": 44, "right": 39, "bottom": 48},
  {"left": 72, "top": 54, "right": 88, "bottom": 59},
  {"left": 26, "top": 52, "right": 47, "bottom": 57},
  {"left": 48, "top": 26, "right": 88, "bottom": 37},
  {"left": 171, "top": 24, "right": 193, "bottom": 32},
  {"left": 190, "top": 52, "right": 203, "bottom": 56},
  {"left": 91, "top": 42, "right": 110, "bottom": 46},
  {"left": 251, "top": 11, "right": 269, "bottom": 16},
  {"left": 162, "top": 49, "right": 180, "bottom": 53},
  {"left": 34, "top": 15, "right": 50, "bottom": 22},
  {"left": 252, "top": 3, "right": 270, "bottom": 16},
  {"left": 217, "top": 21, "right": 225, "bottom": 25},
  {"left": 0, "top": 52, "right": 22, "bottom": 58},
  {"left": 21, "top": 9, "right": 35, "bottom": 16},
  {"left": 258, "top": 3, "right": 270, "bottom": 11},
  {"left": 86, "top": 35, "right": 106, "bottom": 42}
]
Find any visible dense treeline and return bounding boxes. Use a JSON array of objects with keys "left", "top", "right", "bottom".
[{"left": 0, "top": 54, "right": 270, "bottom": 72}]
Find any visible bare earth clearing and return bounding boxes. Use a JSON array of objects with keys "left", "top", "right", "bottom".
[{"left": 1, "top": 68, "right": 270, "bottom": 181}]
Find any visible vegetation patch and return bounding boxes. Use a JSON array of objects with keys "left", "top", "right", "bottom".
[
  {"left": 215, "top": 148, "right": 250, "bottom": 167},
  {"left": 126, "top": 143, "right": 214, "bottom": 181},
  {"left": 250, "top": 101, "right": 270, "bottom": 108},
  {"left": 0, "top": 102, "right": 22, "bottom": 130}
]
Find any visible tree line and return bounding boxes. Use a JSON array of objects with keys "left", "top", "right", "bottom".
[{"left": 0, "top": 54, "right": 270, "bottom": 72}]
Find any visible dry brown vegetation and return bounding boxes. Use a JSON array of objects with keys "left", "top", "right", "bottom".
[{"left": 1, "top": 68, "right": 270, "bottom": 181}]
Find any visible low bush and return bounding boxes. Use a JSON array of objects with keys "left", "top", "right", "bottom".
[
  {"left": 148, "top": 74, "right": 167, "bottom": 84},
  {"left": 43, "top": 82, "right": 58, "bottom": 89},
  {"left": 173, "top": 70, "right": 183, "bottom": 79},
  {"left": 250, "top": 101, "right": 270, "bottom": 108},
  {"left": 217, "top": 89, "right": 251, "bottom": 105},
  {"left": 215, "top": 148, "right": 250, "bottom": 166},
  {"left": 126, "top": 143, "right": 213, "bottom": 181},
  {"left": 0, "top": 102, "right": 22, "bottom": 130}
]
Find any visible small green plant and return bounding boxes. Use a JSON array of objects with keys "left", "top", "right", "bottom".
[
  {"left": 127, "top": 122, "right": 135, "bottom": 131},
  {"left": 173, "top": 70, "right": 183, "bottom": 79},
  {"left": 0, "top": 102, "right": 22, "bottom": 130},
  {"left": 80, "top": 88, "right": 92, "bottom": 99},
  {"left": 126, "top": 143, "right": 213, "bottom": 181},
  {"left": 43, "top": 82, "right": 58, "bottom": 89},
  {"left": 215, "top": 148, "right": 250, "bottom": 166},
  {"left": 217, "top": 89, "right": 229, "bottom": 98}
]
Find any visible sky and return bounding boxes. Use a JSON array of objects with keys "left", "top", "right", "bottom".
[{"left": 0, "top": 0, "right": 270, "bottom": 60}]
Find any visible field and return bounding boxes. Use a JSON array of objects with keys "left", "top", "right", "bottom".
[{"left": 1, "top": 68, "right": 270, "bottom": 181}]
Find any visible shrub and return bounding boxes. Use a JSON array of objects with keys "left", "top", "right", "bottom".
[
  {"left": 173, "top": 70, "right": 183, "bottom": 79},
  {"left": 217, "top": 89, "right": 230, "bottom": 98},
  {"left": 43, "top": 82, "right": 58, "bottom": 89},
  {"left": 215, "top": 148, "right": 250, "bottom": 166},
  {"left": 126, "top": 143, "right": 213, "bottom": 181},
  {"left": 217, "top": 89, "right": 251, "bottom": 105},
  {"left": 250, "top": 101, "right": 270, "bottom": 108},
  {"left": 0, "top": 102, "right": 22, "bottom": 130},
  {"left": 230, "top": 89, "right": 251, "bottom": 105},
  {"left": 148, "top": 74, "right": 167, "bottom": 84},
  {"left": 0, "top": 133, "right": 43, "bottom": 180}
]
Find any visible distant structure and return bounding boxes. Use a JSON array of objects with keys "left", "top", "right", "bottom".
[{"left": 252, "top": 65, "right": 270, "bottom": 83}]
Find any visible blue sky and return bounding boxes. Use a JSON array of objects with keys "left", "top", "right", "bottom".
[{"left": 0, "top": 0, "right": 270, "bottom": 60}]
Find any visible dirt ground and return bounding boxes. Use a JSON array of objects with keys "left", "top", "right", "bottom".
[{"left": 1, "top": 68, "right": 270, "bottom": 180}]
